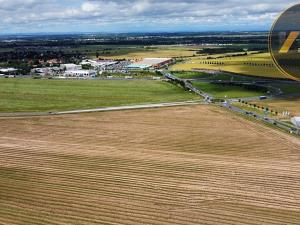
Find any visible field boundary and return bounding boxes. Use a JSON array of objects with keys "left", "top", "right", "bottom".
[{"left": 0, "top": 101, "right": 203, "bottom": 118}]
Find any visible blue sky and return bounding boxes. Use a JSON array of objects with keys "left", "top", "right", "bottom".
[{"left": 0, "top": 0, "right": 299, "bottom": 33}]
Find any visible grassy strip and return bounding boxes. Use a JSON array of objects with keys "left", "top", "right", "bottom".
[
  {"left": 192, "top": 82, "right": 266, "bottom": 98},
  {"left": 0, "top": 78, "right": 198, "bottom": 112}
]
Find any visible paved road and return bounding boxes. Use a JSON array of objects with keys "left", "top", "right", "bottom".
[
  {"left": 220, "top": 101, "right": 299, "bottom": 134},
  {"left": 163, "top": 72, "right": 213, "bottom": 101},
  {"left": 164, "top": 71, "right": 300, "bottom": 135},
  {"left": 3, "top": 72, "right": 299, "bottom": 134}
]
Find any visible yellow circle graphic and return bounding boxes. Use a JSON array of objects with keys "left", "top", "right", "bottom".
[{"left": 269, "top": 4, "right": 300, "bottom": 80}]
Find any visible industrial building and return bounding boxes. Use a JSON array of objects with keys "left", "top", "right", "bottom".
[
  {"left": 31, "top": 67, "right": 60, "bottom": 77},
  {"left": 60, "top": 64, "right": 82, "bottom": 71},
  {"left": 81, "top": 60, "right": 118, "bottom": 69},
  {"left": 0, "top": 68, "right": 18, "bottom": 74},
  {"left": 126, "top": 58, "right": 172, "bottom": 70},
  {"left": 126, "top": 63, "right": 152, "bottom": 70},
  {"left": 64, "top": 70, "right": 97, "bottom": 78}
]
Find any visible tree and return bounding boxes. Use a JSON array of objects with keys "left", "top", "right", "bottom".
[{"left": 82, "top": 64, "right": 92, "bottom": 70}]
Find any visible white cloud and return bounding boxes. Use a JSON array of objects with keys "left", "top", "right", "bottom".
[
  {"left": 0, "top": 0, "right": 299, "bottom": 33},
  {"left": 81, "top": 2, "right": 98, "bottom": 12},
  {"left": 132, "top": 0, "right": 152, "bottom": 14}
]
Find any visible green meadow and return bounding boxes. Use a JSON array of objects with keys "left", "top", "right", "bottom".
[{"left": 0, "top": 78, "right": 198, "bottom": 112}]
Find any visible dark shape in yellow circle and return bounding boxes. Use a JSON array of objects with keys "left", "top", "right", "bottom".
[{"left": 269, "top": 4, "right": 300, "bottom": 80}]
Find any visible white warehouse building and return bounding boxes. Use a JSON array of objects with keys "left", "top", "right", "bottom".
[
  {"left": 81, "top": 60, "right": 118, "bottom": 68},
  {"left": 60, "top": 64, "right": 82, "bottom": 71},
  {"left": 64, "top": 70, "right": 97, "bottom": 78}
]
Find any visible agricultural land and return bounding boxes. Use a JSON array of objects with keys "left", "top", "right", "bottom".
[{"left": 0, "top": 105, "right": 299, "bottom": 224}]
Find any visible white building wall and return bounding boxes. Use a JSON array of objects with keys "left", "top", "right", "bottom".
[
  {"left": 64, "top": 70, "right": 96, "bottom": 78},
  {"left": 60, "top": 64, "right": 82, "bottom": 71}
]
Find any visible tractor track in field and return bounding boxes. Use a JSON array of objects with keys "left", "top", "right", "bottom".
[{"left": 0, "top": 105, "right": 299, "bottom": 224}]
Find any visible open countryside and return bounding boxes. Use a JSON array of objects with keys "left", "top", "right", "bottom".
[
  {"left": 0, "top": 1, "right": 300, "bottom": 223},
  {"left": 0, "top": 79, "right": 198, "bottom": 112},
  {"left": 191, "top": 82, "right": 267, "bottom": 99},
  {"left": 98, "top": 45, "right": 199, "bottom": 59},
  {"left": 171, "top": 53, "right": 283, "bottom": 78},
  {"left": 1, "top": 105, "right": 299, "bottom": 224},
  {"left": 250, "top": 97, "right": 300, "bottom": 117},
  {"left": 0, "top": 31, "right": 300, "bottom": 225}
]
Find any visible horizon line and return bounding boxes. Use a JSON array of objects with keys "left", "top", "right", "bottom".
[{"left": 0, "top": 30, "right": 269, "bottom": 36}]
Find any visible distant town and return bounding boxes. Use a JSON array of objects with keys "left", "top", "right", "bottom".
[
  {"left": 0, "top": 32, "right": 267, "bottom": 79},
  {"left": 0, "top": 57, "right": 172, "bottom": 79}
]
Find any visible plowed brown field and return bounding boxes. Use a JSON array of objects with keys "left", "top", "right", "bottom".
[{"left": 0, "top": 105, "right": 299, "bottom": 225}]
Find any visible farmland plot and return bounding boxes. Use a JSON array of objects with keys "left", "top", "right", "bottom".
[
  {"left": 171, "top": 53, "right": 284, "bottom": 78},
  {"left": 0, "top": 105, "right": 299, "bottom": 224}
]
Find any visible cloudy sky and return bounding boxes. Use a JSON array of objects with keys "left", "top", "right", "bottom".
[{"left": 0, "top": 0, "right": 298, "bottom": 33}]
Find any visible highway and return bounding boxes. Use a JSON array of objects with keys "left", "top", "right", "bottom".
[
  {"left": 163, "top": 71, "right": 300, "bottom": 135},
  {"left": 164, "top": 72, "right": 214, "bottom": 101},
  {"left": 2, "top": 71, "right": 299, "bottom": 134},
  {"left": 222, "top": 101, "right": 299, "bottom": 134}
]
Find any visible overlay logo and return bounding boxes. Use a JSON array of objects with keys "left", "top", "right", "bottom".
[{"left": 269, "top": 4, "right": 300, "bottom": 80}]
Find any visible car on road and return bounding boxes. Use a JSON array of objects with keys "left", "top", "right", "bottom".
[{"left": 259, "top": 96, "right": 267, "bottom": 100}]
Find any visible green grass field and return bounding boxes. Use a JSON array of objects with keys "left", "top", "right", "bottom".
[
  {"left": 172, "top": 71, "right": 258, "bottom": 81},
  {"left": 272, "top": 83, "right": 300, "bottom": 95},
  {"left": 172, "top": 71, "right": 210, "bottom": 79},
  {"left": 0, "top": 78, "right": 198, "bottom": 113},
  {"left": 192, "top": 82, "right": 266, "bottom": 98}
]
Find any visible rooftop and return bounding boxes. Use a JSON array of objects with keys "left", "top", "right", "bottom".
[
  {"left": 0, "top": 68, "right": 18, "bottom": 72},
  {"left": 126, "top": 64, "right": 151, "bottom": 69},
  {"left": 126, "top": 58, "right": 172, "bottom": 69},
  {"left": 291, "top": 117, "right": 300, "bottom": 128},
  {"left": 137, "top": 58, "right": 171, "bottom": 66}
]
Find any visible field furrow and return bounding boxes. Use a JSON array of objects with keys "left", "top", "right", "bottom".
[{"left": 0, "top": 105, "right": 299, "bottom": 224}]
